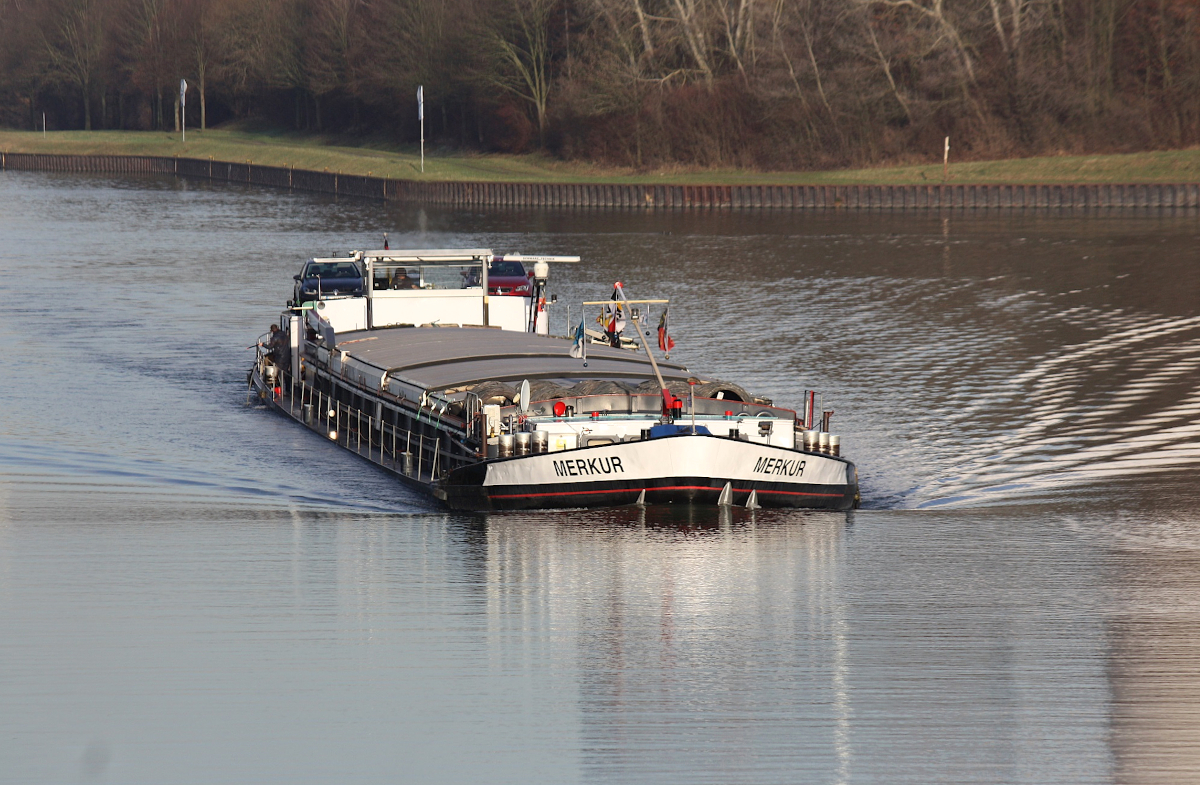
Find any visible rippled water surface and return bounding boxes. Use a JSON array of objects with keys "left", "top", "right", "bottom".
[{"left": 2, "top": 172, "right": 1199, "bottom": 784}]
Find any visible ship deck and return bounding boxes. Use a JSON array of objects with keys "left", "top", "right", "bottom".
[{"left": 332, "top": 326, "right": 692, "bottom": 391}]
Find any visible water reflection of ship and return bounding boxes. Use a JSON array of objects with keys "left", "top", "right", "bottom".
[
  {"left": 1108, "top": 527, "right": 1200, "bottom": 785},
  {"left": 479, "top": 508, "right": 855, "bottom": 780}
]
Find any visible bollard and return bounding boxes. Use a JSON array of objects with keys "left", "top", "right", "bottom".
[{"left": 803, "top": 430, "right": 819, "bottom": 452}]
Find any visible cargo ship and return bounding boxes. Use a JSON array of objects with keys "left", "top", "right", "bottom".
[{"left": 249, "top": 247, "right": 859, "bottom": 511}]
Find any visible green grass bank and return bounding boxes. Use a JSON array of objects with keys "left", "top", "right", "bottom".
[{"left": 3, "top": 129, "right": 1200, "bottom": 185}]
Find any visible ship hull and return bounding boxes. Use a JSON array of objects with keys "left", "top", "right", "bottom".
[
  {"left": 441, "top": 434, "right": 858, "bottom": 511},
  {"left": 251, "top": 364, "right": 858, "bottom": 512}
]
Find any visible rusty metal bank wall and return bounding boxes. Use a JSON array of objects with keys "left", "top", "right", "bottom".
[{"left": 4, "top": 152, "right": 1199, "bottom": 209}]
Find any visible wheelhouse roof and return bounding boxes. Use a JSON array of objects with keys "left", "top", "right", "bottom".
[
  {"left": 344, "top": 249, "right": 581, "bottom": 267},
  {"left": 334, "top": 326, "right": 690, "bottom": 392}
]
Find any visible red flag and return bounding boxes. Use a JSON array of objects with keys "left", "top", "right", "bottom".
[{"left": 657, "top": 307, "right": 675, "bottom": 352}]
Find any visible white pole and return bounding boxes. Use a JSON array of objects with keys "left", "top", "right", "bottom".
[
  {"left": 42, "top": 112, "right": 46, "bottom": 136},
  {"left": 690, "top": 382, "right": 696, "bottom": 433},
  {"left": 418, "top": 85, "right": 425, "bottom": 174},
  {"left": 943, "top": 135, "right": 950, "bottom": 181},
  {"left": 613, "top": 283, "right": 667, "bottom": 395},
  {"left": 180, "top": 79, "right": 188, "bottom": 143}
]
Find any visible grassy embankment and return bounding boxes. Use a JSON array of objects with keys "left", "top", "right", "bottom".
[{"left": 3, "top": 128, "right": 1200, "bottom": 185}]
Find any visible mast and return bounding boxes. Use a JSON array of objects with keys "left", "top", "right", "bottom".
[{"left": 612, "top": 283, "right": 668, "bottom": 396}]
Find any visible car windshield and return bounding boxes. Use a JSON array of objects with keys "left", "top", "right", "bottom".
[
  {"left": 487, "top": 261, "right": 525, "bottom": 277},
  {"left": 304, "top": 262, "right": 360, "bottom": 278}
]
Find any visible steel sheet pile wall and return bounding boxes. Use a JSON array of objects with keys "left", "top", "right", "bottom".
[
  {"left": 3, "top": 152, "right": 1199, "bottom": 209},
  {"left": 0, "top": 153, "right": 174, "bottom": 175}
]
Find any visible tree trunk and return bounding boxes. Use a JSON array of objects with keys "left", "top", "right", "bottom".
[
  {"left": 671, "top": 0, "right": 713, "bottom": 85},
  {"left": 200, "top": 71, "right": 207, "bottom": 130},
  {"left": 864, "top": 12, "right": 912, "bottom": 124},
  {"left": 1157, "top": 0, "right": 1172, "bottom": 90},
  {"left": 634, "top": 105, "right": 642, "bottom": 168},
  {"left": 631, "top": 0, "right": 655, "bottom": 59},
  {"left": 1086, "top": 0, "right": 1127, "bottom": 110},
  {"left": 83, "top": 81, "right": 91, "bottom": 130},
  {"left": 174, "top": 94, "right": 180, "bottom": 133}
]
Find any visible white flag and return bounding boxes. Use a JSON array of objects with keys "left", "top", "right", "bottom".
[
  {"left": 417, "top": 86, "right": 423, "bottom": 121},
  {"left": 569, "top": 319, "right": 585, "bottom": 359}
]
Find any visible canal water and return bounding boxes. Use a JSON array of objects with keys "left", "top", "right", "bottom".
[{"left": 1, "top": 171, "right": 1198, "bottom": 784}]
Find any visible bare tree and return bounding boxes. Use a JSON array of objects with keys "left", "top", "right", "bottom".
[
  {"left": 7, "top": 0, "right": 1200, "bottom": 164},
  {"left": 484, "top": 0, "right": 556, "bottom": 145},
  {"left": 41, "top": 0, "right": 106, "bottom": 129},
  {"left": 211, "top": 0, "right": 305, "bottom": 122},
  {"left": 857, "top": 1, "right": 977, "bottom": 84},
  {"left": 177, "top": 0, "right": 220, "bottom": 130},
  {"left": 305, "top": 0, "right": 367, "bottom": 128},
  {"left": 122, "top": 0, "right": 177, "bottom": 130},
  {"left": 860, "top": 4, "right": 911, "bottom": 124},
  {"left": 365, "top": 0, "right": 470, "bottom": 128},
  {"left": 0, "top": 0, "right": 50, "bottom": 128},
  {"left": 669, "top": 0, "right": 715, "bottom": 83}
]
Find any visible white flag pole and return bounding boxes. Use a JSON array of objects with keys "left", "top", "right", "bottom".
[
  {"left": 418, "top": 85, "right": 425, "bottom": 174},
  {"left": 180, "top": 79, "right": 188, "bottom": 143}
]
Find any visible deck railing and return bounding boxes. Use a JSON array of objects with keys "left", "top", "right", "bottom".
[{"left": 254, "top": 357, "right": 462, "bottom": 485}]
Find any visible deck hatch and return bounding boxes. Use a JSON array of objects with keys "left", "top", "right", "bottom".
[{"left": 333, "top": 326, "right": 691, "bottom": 390}]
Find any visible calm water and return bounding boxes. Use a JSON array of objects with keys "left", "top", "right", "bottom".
[{"left": 2, "top": 172, "right": 1199, "bottom": 784}]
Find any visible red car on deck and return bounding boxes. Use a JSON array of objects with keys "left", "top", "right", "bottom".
[{"left": 463, "top": 258, "right": 533, "bottom": 296}]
